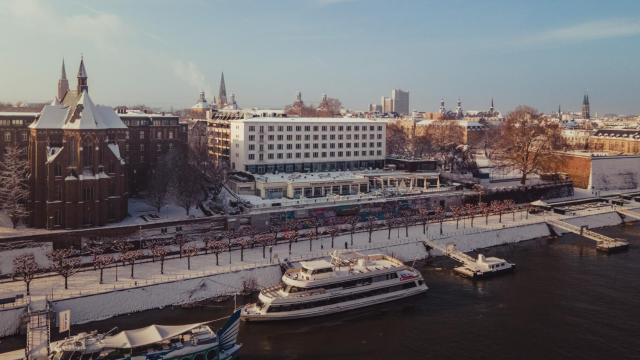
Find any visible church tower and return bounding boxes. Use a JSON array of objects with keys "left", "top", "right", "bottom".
[
  {"left": 581, "top": 93, "right": 590, "bottom": 119},
  {"left": 217, "top": 72, "right": 227, "bottom": 108},
  {"left": 57, "top": 59, "right": 69, "bottom": 102},
  {"left": 77, "top": 56, "right": 88, "bottom": 93},
  {"left": 455, "top": 98, "right": 464, "bottom": 119},
  {"left": 439, "top": 98, "right": 446, "bottom": 114}
]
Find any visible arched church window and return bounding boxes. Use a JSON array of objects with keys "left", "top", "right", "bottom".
[{"left": 82, "top": 140, "right": 93, "bottom": 168}]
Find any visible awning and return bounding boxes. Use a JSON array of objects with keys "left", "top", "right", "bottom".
[{"left": 101, "top": 323, "right": 205, "bottom": 349}]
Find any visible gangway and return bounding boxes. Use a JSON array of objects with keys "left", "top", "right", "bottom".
[
  {"left": 616, "top": 207, "right": 640, "bottom": 221},
  {"left": 423, "top": 239, "right": 515, "bottom": 279},
  {"left": 545, "top": 218, "right": 629, "bottom": 253},
  {"left": 25, "top": 297, "right": 50, "bottom": 360}
]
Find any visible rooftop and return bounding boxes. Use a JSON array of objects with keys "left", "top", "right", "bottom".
[
  {"left": 236, "top": 117, "right": 382, "bottom": 124},
  {"left": 300, "top": 259, "right": 332, "bottom": 270}
]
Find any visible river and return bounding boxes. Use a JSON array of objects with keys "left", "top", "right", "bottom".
[{"left": 2, "top": 224, "right": 639, "bottom": 359}]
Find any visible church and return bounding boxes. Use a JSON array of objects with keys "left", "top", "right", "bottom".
[{"left": 28, "top": 58, "right": 129, "bottom": 229}]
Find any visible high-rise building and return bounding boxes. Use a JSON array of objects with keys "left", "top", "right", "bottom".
[
  {"left": 391, "top": 89, "right": 409, "bottom": 115},
  {"left": 581, "top": 93, "right": 591, "bottom": 120},
  {"left": 381, "top": 96, "right": 393, "bottom": 113}
]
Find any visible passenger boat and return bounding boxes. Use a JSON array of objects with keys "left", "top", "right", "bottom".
[
  {"left": 49, "top": 309, "right": 242, "bottom": 360},
  {"left": 453, "top": 254, "right": 516, "bottom": 279},
  {"left": 241, "top": 251, "right": 427, "bottom": 321}
]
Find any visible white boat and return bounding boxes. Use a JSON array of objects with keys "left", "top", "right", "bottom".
[
  {"left": 453, "top": 254, "right": 516, "bottom": 279},
  {"left": 49, "top": 309, "right": 242, "bottom": 360},
  {"left": 241, "top": 250, "right": 427, "bottom": 321}
]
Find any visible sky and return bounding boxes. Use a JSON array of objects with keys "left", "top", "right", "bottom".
[{"left": 1, "top": 0, "right": 639, "bottom": 115}]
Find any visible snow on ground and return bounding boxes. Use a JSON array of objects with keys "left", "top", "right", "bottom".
[
  {"left": 118, "top": 198, "right": 205, "bottom": 226},
  {"left": 0, "top": 243, "right": 52, "bottom": 276}
]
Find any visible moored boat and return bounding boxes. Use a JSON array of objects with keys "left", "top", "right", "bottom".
[
  {"left": 49, "top": 309, "right": 242, "bottom": 360},
  {"left": 241, "top": 250, "right": 427, "bottom": 321}
]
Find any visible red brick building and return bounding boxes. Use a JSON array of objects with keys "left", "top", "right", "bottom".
[{"left": 28, "top": 58, "right": 128, "bottom": 229}]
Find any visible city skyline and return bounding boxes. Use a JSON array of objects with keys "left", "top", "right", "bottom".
[{"left": 1, "top": 0, "right": 640, "bottom": 114}]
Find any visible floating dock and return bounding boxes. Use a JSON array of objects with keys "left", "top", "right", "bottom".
[
  {"left": 423, "top": 239, "right": 515, "bottom": 279},
  {"left": 545, "top": 218, "right": 629, "bottom": 253}
]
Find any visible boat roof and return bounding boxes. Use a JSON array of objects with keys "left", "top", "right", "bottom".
[
  {"left": 101, "top": 323, "right": 206, "bottom": 349},
  {"left": 300, "top": 259, "right": 332, "bottom": 270}
]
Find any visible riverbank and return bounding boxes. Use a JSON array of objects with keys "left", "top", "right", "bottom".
[{"left": 0, "top": 203, "right": 636, "bottom": 339}]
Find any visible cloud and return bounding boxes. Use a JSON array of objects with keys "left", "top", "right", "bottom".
[{"left": 522, "top": 18, "right": 640, "bottom": 45}]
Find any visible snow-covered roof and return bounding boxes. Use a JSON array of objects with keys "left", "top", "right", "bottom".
[
  {"left": 107, "top": 143, "right": 125, "bottom": 165},
  {"left": 101, "top": 323, "right": 206, "bottom": 349},
  {"left": 46, "top": 146, "right": 64, "bottom": 164},
  {"left": 236, "top": 117, "right": 381, "bottom": 124},
  {"left": 29, "top": 90, "right": 127, "bottom": 130}
]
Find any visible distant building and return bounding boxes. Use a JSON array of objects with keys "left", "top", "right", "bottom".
[
  {"left": 556, "top": 151, "right": 640, "bottom": 191},
  {"left": 381, "top": 96, "right": 393, "bottom": 113},
  {"left": 191, "top": 91, "right": 210, "bottom": 114},
  {"left": 0, "top": 112, "right": 38, "bottom": 157},
  {"left": 391, "top": 89, "right": 409, "bottom": 115}
]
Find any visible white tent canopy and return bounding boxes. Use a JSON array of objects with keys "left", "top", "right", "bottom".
[
  {"left": 101, "top": 323, "right": 206, "bottom": 349},
  {"left": 530, "top": 200, "right": 549, "bottom": 207}
]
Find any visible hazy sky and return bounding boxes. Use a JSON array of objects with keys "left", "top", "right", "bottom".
[{"left": 1, "top": 0, "right": 639, "bottom": 114}]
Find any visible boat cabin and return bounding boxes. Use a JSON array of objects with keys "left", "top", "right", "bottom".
[{"left": 298, "top": 260, "right": 334, "bottom": 280}]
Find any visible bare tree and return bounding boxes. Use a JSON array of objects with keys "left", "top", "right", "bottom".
[
  {"left": 283, "top": 229, "right": 298, "bottom": 256},
  {"left": 366, "top": 216, "right": 377, "bottom": 243},
  {"left": 147, "top": 158, "right": 172, "bottom": 214},
  {"left": 490, "top": 200, "right": 504, "bottom": 223},
  {"left": 174, "top": 162, "right": 205, "bottom": 216},
  {"left": 503, "top": 199, "right": 517, "bottom": 221},
  {"left": 418, "top": 207, "right": 430, "bottom": 234},
  {"left": 385, "top": 213, "right": 395, "bottom": 240},
  {"left": 451, "top": 206, "right": 464, "bottom": 229},
  {"left": 48, "top": 249, "right": 80, "bottom": 290},
  {"left": 151, "top": 243, "right": 169, "bottom": 274},
  {"left": 491, "top": 106, "right": 563, "bottom": 185},
  {"left": 0, "top": 145, "right": 30, "bottom": 228},
  {"left": 233, "top": 238, "right": 251, "bottom": 262},
  {"left": 182, "top": 244, "right": 198, "bottom": 270},
  {"left": 256, "top": 232, "right": 276, "bottom": 259},
  {"left": 174, "top": 234, "right": 188, "bottom": 258},
  {"left": 401, "top": 210, "right": 413, "bottom": 237},
  {"left": 206, "top": 240, "right": 228, "bottom": 266},
  {"left": 348, "top": 216, "right": 359, "bottom": 246},
  {"left": 435, "top": 207, "right": 445, "bottom": 235},
  {"left": 478, "top": 202, "right": 489, "bottom": 225},
  {"left": 94, "top": 255, "right": 114, "bottom": 284},
  {"left": 464, "top": 203, "right": 476, "bottom": 228},
  {"left": 13, "top": 254, "right": 38, "bottom": 295},
  {"left": 122, "top": 250, "right": 143, "bottom": 278},
  {"left": 326, "top": 221, "right": 339, "bottom": 248}
]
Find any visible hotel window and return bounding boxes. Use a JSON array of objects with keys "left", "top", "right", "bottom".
[
  {"left": 259, "top": 154, "right": 264, "bottom": 160},
  {"left": 249, "top": 126, "right": 255, "bottom": 131},
  {"left": 346, "top": 134, "right": 351, "bottom": 140},
  {"left": 259, "top": 126, "right": 264, "bottom": 132},
  {"left": 346, "top": 151, "right": 351, "bottom": 156},
  {"left": 378, "top": 126, "right": 383, "bottom": 131},
  {"left": 321, "top": 126, "right": 327, "bottom": 131},
  {"left": 321, "top": 143, "right": 327, "bottom": 149},
  {"left": 354, "top": 134, "right": 359, "bottom": 140},
  {"left": 321, "top": 135, "right": 327, "bottom": 140},
  {"left": 286, "top": 126, "right": 293, "bottom": 131},
  {"left": 286, "top": 135, "right": 293, "bottom": 141},
  {"left": 313, "top": 144, "right": 318, "bottom": 149},
  {"left": 330, "top": 143, "right": 335, "bottom": 149},
  {"left": 338, "top": 143, "right": 343, "bottom": 149},
  {"left": 305, "top": 126, "right": 311, "bottom": 131},
  {"left": 346, "top": 143, "right": 351, "bottom": 148},
  {"left": 248, "top": 153, "right": 255, "bottom": 160},
  {"left": 286, "top": 144, "right": 292, "bottom": 150},
  {"left": 277, "top": 153, "right": 283, "bottom": 159},
  {"left": 259, "top": 135, "right": 264, "bottom": 141},
  {"left": 330, "top": 151, "right": 335, "bottom": 157},
  {"left": 287, "top": 153, "right": 292, "bottom": 159},
  {"left": 277, "top": 144, "right": 283, "bottom": 150},
  {"left": 305, "top": 135, "right": 310, "bottom": 141},
  {"left": 313, "top": 126, "right": 318, "bottom": 131},
  {"left": 3, "top": 132, "right": 10, "bottom": 141},
  {"left": 140, "top": 144, "right": 145, "bottom": 151},
  {"left": 304, "top": 152, "right": 310, "bottom": 158},
  {"left": 338, "top": 135, "right": 343, "bottom": 140},
  {"left": 268, "top": 126, "right": 274, "bottom": 131},
  {"left": 313, "top": 135, "right": 319, "bottom": 140},
  {"left": 369, "top": 134, "right": 374, "bottom": 139},
  {"left": 249, "top": 144, "right": 255, "bottom": 150},
  {"left": 321, "top": 152, "right": 327, "bottom": 157},
  {"left": 248, "top": 135, "right": 255, "bottom": 141},
  {"left": 354, "top": 126, "right": 359, "bottom": 131},
  {"left": 268, "top": 144, "right": 274, "bottom": 150},
  {"left": 377, "top": 134, "right": 382, "bottom": 139},
  {"left": 377, "top": 150, "right": 382, "bottom": 155},
  {"left": 369, "top": 150, "right": 374, "bottom": 156},
  {"left": 330, "top": 134, "right": 335, "bottom": 140},
  {"left": 330, "top": 126, "right": 335, "bottom": 131},
  {"left": 338, "top": 151, "right": 343, "bottom": 157},
  {"left": 304, "top": 144, "right": 310, "bottom": 149},
  {"left": 296, "top": 126, "right": 301, "bottom": 131},
  {"left": 259, "top": 144, "right": 264, "bottom": 151},
  {"left": 296, "top": 153, "right": 301, "bottom": 158},
  {"left": 313, "top": 152, "right": 318, "bottom": 158},
  {"left": 354, "top": 151, "right": 359, "bottom": 156},
  {"left": 377, "top": 142, "right": 382, "bottom": 147},
  {"left": 369, "top": 126, "right": 374, "bottom": 131},
  {"left": 338, "top": 126, "right": 343, "bottom": 131},
  {"left": 370, "top": 142, "right": 374, "bottom": 148},
  {"left": 354, "top": 143, "right": 359, "bottom": 148},
  {"left": 296, "top": 135, "right": 302, "bottom": 141},
  {"left": 277, "top": 135, "right": 283, "bottom": 141},
  {"left": 156, "top": 131, "right": 162, "bottom": 139},
  {"left": 362, "top": 142, "right": 367, "bottom": 148},
  {"left": 139, "top": 131, "right": 145, "bottom": 139},
  {"left": 168, "top": 131, "right": 174, "bottom": 139},
  {"left": 346, "top": 126, "right": 351, "bottom": 131},
  {"left": 268, "top": 135, "right": 274, "bottom": 141}
]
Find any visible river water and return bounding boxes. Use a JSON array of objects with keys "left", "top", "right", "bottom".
[{"left": 2, "top": 225, "right": 640, "bottom": 359}]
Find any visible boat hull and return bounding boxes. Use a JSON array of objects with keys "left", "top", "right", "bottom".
[{"left": 242, "top": 284, "right": 427, "bottom": 322}]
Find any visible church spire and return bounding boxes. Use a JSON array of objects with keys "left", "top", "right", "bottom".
[
  {"left": 581, "top": 92, "right": 590, "bottom": 120},
  {"left": 218, "top": 72, "right": 227, "bottom": 108},
  {"left": 77, "top": 56, "right": 88, "bottom": 93},
  {"left": 57, "top": 58, "right": 69, "bottom": 102}
]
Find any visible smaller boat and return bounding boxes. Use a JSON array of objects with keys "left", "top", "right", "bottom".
[
  {"left": 453, "top": 254, "right": 516, "bottom": 279},
  {"left": 49, "top": 309, "right": 242, "bottom": 360},
  {"left": 241, "top": 250, "right": 428, "bottom": 321}
]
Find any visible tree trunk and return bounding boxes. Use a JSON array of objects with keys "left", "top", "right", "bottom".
[
  {"left": 64, "top": 276, "right": 68, "bottom": 290},
  {"left": 289, "top": 242, "right": 292, "bottom": 255},
  {"left": 262, "top": 245, "right": 266, "bottom": 258},
  {"left": 520, "top": 172, "right": 527, "bottom": 185},
  {"left": 187, "top": 257, "right": 191, "bottom": 270},
  {"left": 241, "top": 246, "right": 244, "bottom": 261},
  {"left": 331, "top": 235, "right": 335, "bottom": 248},
  {"left": 309, "top": 238, "right": 312, "bottom": 251},
  {"left": 423, "top": 222, "right": 426, "bottom": 234},
  {"left": 161, "top": 259, "right": 165, "bottom": 274},
  {"left": 26, "top": 281, "right": 30, "bottom": 295},
  {"left": 369, "top": 229, "right": 372, "bottom": 243},
  {"left": 215, "top": 253, "right": 219, "bottom": 266},
  {"left": 131, "top": 262, "right": 135, "bottom": 278},
  {"left": 100, "top": 269, "right": 104, "bottom": 284},
  {"left": 388, "top": 227, "right": 392, "bottom": 239},
  {"left": 440, "top": 222, "right": 443, "bottom": 234},
  {"left": 405, "top": 225, "right": 408, "bottom": 237},
  {"left": 499, "top": 213, "right": 502, "bottom": 223}
]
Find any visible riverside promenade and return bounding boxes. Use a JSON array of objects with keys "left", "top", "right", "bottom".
[{"left": 0, "top": 200, "right": 637, "bottom": 338}]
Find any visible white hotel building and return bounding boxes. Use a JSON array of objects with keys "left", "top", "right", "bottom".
[{"left": 230, "top": 117, "right": 386, "bottom": 174}]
